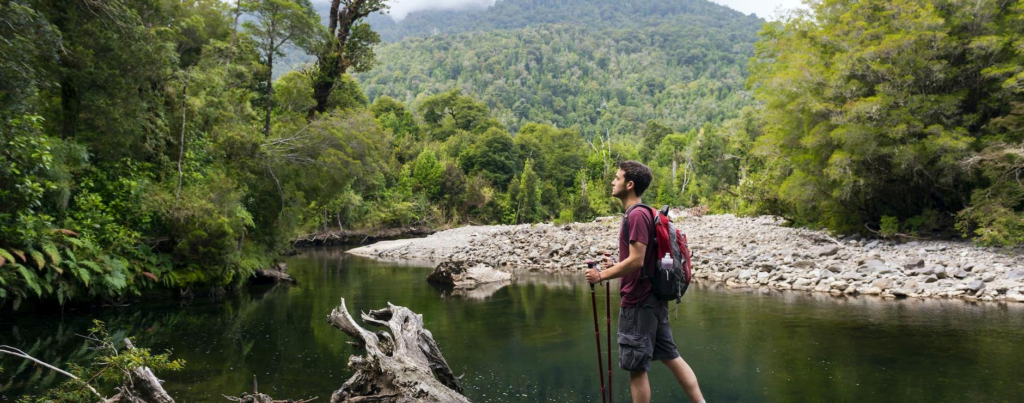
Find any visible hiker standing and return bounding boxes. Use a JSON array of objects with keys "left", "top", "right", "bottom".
[{"left": 584, "top": 160, "right": 705, "bottom": 403}]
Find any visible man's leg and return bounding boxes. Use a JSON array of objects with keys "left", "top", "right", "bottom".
[
  {"left": 661, "top": 357, "right": 704, "bottom": 403},
  {"left": 629, "top": 370, "right": 651, "bottom": 403}
]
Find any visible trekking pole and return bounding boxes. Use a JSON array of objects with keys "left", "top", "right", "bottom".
[
  {"left": 606, "top": 270, "right": 613, "bottom": 402},
  {"left": 587, "top": 261, "right": 607, "bottom": 403}
]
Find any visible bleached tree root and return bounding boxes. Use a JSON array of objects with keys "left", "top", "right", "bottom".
[{"left": 326, "top": 298, "right": 468, "bottom": 403}]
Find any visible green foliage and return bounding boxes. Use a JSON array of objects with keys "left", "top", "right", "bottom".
[
  {"left": 880, "top": 216, "right": 900, "bottom": 239},
  {"left": 744, "top": 0, "right": 1024, "bottom": 244},
  {"left": 458, "top": 128, "right": 519, "bottom": 190},
  {"left": 17, "top": 320, "right": 184, "bottom": 402},
  {"left": 359, "top": 19, "right": 758, "bottom": 135}
]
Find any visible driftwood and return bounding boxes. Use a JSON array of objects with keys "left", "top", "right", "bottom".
[
  {"left": 326, "top": 298, "right": 468, "bottom": 403},
  {"left": 253, "top": 262, "right": 295, "bottom": 284},
  {"left": 106, "top": 339, "right": 176, "bottom": 403},
  {"left": 292, "top": 227, "right": 435, "bottom": 247},
  {"left": 1, "top": 339, "right": 175, "bottom": 403}
]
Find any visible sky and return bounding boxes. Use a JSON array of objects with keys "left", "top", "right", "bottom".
[{"left": 375, "top": 0, "right": 808, "bottom": 21}]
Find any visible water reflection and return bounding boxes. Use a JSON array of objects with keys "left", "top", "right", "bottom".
[{"left": 1, "top": 248, "right": 1022, "bottom": 402}]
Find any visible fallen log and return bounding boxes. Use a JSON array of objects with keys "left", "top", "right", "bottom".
[
  {"left": 326, "top": 298, "right": 468, "bottom": 403},
  {"left": 253, "top": 262, "right": 295, "bottom": 284}
]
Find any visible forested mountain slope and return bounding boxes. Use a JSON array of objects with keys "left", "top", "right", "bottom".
[{"left": 353, "top": 0, "right": 763, "bottom": 135}]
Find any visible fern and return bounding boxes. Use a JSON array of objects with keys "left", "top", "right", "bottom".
[
  {"left": 0, "top": 248, "right": 14, "bottom": 265},
  {"left": 10, "top": 249, "right": 26, "bottom": 262},
  {"left": 74, "top": 266, "right": 91, "bottom": 287},
  {"left": 80, "top": 260, "right": 102, "bottom": 273},
  {"left": 42, "top": 242, "right": 61, "bottom": 267},
  {"left": 16, "top": 264, "right": 42, "bottom": 297},
  {"left": 64, "top": 237, "right": 83, "bottom": 249},
  {"left": 28, "top": 248, "right": 45, "bottom": 270}
]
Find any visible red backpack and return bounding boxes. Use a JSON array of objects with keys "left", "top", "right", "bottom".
[{"left": 630, "top": 204, "right": 694, "bottom": 303}]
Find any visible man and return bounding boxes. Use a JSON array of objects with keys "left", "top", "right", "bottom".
[{"left": 585, "top": 160, "right": 705, "bottom": 403}]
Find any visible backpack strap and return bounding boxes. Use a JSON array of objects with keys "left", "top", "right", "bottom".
[{"left": 624, "top": 202, "right": 657, "bottom": 279}]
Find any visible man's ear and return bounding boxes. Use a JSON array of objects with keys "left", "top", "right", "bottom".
[{"left": 626, "top": 180, "right": 634, "bottom": 192}]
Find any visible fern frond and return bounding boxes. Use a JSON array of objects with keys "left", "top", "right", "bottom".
[
  {"left": 10, "top": 249, "right": 26, "bottom": 262},
  {"left": 16, "top": 265, "right": 42, "bottom": 297},
  {"left": 42, "top": 242, "right": 61, "bottom": 267},
  {"left": 0, "top": 248, "right": 14, "bottom": 265},
  {"left": 27, "top": 248, "right": 45, "bottom": 270}
]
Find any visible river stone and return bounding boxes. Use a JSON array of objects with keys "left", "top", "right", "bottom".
[
  {"left": 757, "top": 272, "right": 770, "bottom": 281},
  {"left": 864, "top": 286, "right": 882, "bottom": 295},
  {"left": 793, "top": 278, "right": 812, "bottom": 288},
  {"left": 872, "top": 278, "right": 890, "bottom": 289},
  {"left": 904, "top": 258, "right": 925, "bottom": 270},
  {"left": 1007, "top": 270, "right": 1024, "bottom": 282},
  {"left": 864, "top": 259, "right": 889, "bottom": 273},
  {"left": 819, "top": 246, "right": 840, "bottom": 257},
  {"left": 739, "top": 269, "right": 753, "bottom": 280},
  {"left": 793, "top": 260, "right": 816, "bottom": 269},
  {"left": 966, "top": 280, "right": 985, "bottom": 293},
  {"left": 841, "top": 271, "right": 862, "bottom": 281},
  {"left": 924, "top": 275, "right": 939, "bottom": 283}
]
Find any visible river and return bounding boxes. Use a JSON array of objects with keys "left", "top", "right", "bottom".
[{"left": 2, "top": 247, "right": 1022, "bottom": 401}]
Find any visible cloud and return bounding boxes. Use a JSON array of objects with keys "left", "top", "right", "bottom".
[
  {"left": 709, "top": 0, "right": 807, "bottom": 21},
  {"left": 307, "top": 0, "right": 497, "bottom": 21},
  {"left": 385, "top": 0, "right": 496, "bottom": 21}
]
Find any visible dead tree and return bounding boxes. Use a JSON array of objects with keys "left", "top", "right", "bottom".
[{"left": 326, "top": 298, "right": 468, "bottom": 403}]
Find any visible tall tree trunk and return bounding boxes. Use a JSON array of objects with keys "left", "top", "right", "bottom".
[
  {"left": 60, "top": 77, "right": 79, "bottom": 139},
  {"left": 265, "top": 50, "right": 274, "bottom": 138},
  {"left": 176, "top": 80, "right": 188, "bottom": 205},
  {"left": 310, "top": 0, "right": 380, "bottom": 118},
  {"left": 226, "top": 0, "right": 242, "bottom": 72}
]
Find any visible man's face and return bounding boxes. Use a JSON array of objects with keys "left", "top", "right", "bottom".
[{"left": 611, "top": 169, "right": 631, "bottom": 199}]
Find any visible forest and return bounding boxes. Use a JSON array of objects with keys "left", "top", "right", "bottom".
[{"left": 0, "top": 0, "right": 1021, "bottom": 311}]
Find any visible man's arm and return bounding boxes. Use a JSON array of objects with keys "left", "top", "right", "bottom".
[{"left": 586, "top": 241, "right": 645, "bottom": 284}]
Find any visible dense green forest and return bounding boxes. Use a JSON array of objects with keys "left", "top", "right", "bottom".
[
  {"left": 0, "top": 0, "right": 1021, "bottom": 310},
  {"left": 358, "top": 0, "right": 762, "bottom": 43}
]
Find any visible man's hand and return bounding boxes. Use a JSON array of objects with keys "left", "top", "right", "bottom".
[
  {"left": 585, "top": 268, "right": 602, "bottom": 284},
  {"left": 601, "top": 254, "right": 615, "bottom": 269}
]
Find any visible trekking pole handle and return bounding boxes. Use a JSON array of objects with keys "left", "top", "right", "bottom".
[{"left": 586, "top": 260, "right": 599, "bottom": 289}]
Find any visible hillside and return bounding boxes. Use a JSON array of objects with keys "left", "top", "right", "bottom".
[
  {"left": 360, "top": 0, "right": 761, "bottom": 43},
  {"left": 352, "top": 0, "right": 763, "bottom": 135}
]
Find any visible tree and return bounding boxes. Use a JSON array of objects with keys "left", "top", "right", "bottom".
[
  {"left": 411, "top": 149, "right": 444, "bottom": 201},
  {"left": 309, "top": 0, "right": 391, "bottom": 117},
  {"left": 242, "top": 0, "right": 320, "bottom": 136},
  {"left": 418, "top": 89, "right": 497, "bottom": 140},
  {"left": 513, "top": 159, "right": 543, "bottom": 223},
  {"left": 746, "top": 0, "right": 1023, "bottom": 239},
  {"left": 640, "top": 120, "right": 673, "bottom": 163},
  {"left": 458, "top": 127, "right": 518, "bottom": 190}
]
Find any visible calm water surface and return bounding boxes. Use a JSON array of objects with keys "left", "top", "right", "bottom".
[{"left": 2, "top": 247, "right": 1022, "bottom": 402}]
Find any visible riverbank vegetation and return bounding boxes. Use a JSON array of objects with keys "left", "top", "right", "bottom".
[{"left": 1, "top": 0, "right": 1021, "bottom": 309}]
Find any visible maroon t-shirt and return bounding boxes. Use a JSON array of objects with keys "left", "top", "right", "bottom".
[{"left": 619, "top": 204, "right": 657, "bottom": 307}]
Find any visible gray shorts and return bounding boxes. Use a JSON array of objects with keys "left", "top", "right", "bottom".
[{"left": 618, "top": 294, "right": 680, "bottom": 372}]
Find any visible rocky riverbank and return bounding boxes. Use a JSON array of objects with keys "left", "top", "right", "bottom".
[{"left": 347, "top": 214, "right": 1024, "bottom": 303}]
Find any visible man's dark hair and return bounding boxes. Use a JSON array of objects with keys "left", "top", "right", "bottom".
[{"left": 618, "top": 160, "right": 653, "bottom": 197}]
